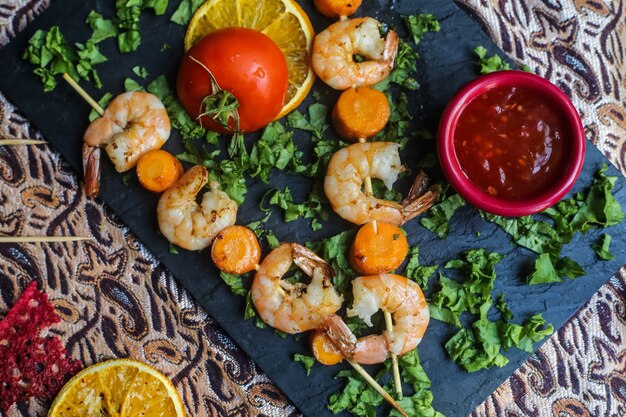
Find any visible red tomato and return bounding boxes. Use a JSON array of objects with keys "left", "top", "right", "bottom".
[{"left": 176, "top": 28, "right": 289, "bottom": 133}]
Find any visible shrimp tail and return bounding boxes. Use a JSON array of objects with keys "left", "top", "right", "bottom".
[
  {"left": 383, "top": 30, "right": 400, "bottom": 67},
  {"left": 400, "top": 171, "right": 440, "bottom": 223},
  {"left": 323, "top": 315, "right": 357, "bottom": 359},
  {"left": 83, "top": 143, "right": 101, "bottom": 198},
  {"left": 292, "top": 244, "right": 336, "bottom": 285}
]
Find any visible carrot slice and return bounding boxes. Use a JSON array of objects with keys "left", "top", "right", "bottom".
[
  {"left": 332, "top": 86, "right": 390, "bottom": 142},
  {"left": 313, "top": 0, "right": 362, "bottom": 19},
  {"left": 349, "top": 222, "right": 409, "bottom": 275},
  {"left": 211, "top": 225, "right": 261, "bottom": 274},
  {"left": 136, "top": 149, "right": 183, "bottom": 193},
  {"left": 310, "top": 329, "right": 344, "bottom": 365}
]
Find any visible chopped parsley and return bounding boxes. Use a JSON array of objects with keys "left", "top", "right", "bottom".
[
  {"left": 269, "top": 187, "right": 327, "bottom": 231},
  {"left": 86, "top": 11, "right": 117, "bottom": 43},
  {"left": 403, "top": 245, "right": 438, "bottom": 290},
  {"left": 420, "top": 192, "right": 466, "bottom": 238},
  {"left": 171, "top": 0, "right": 204, "bottom": 25},
  {"left": 293, "top": 354, "right": 315, "bottom": 376},
  {"left": 23, "top": 26, "right": 107, "bottom": 92},
  {"left": 401, "top": 14, "right": 440, "bottom": 45},
  {"left": 593, "top": 233, "right": 615, "bottom": 260},
  {"left": 474, "top": 46, "right": 511, "bottom": 74},
  {"left": 132, "top": 65, "right": 149, "bottom": 79}
]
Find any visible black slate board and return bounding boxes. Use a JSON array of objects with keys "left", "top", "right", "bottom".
[{"left": 1, "top": 1, "right": 625, "bottom": 416}]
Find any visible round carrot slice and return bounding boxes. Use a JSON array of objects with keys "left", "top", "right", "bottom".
[
  {"left": 310, "top": 329, "right": 343, "bottom": 365},
  {"left": 211, "top": 225, "right": 261, "bottom": 274},
  {"left": 349, "top": 222, "right": 409, "bottom": 275},
  {"left": 314, "top": 0, "right": 362, "bottom": 19},
  {"left": 332, "top": 86, "right": 390, "bottom": 142},
  {"left": 136, "top": 149, "right": 183, "bottom": 193}
]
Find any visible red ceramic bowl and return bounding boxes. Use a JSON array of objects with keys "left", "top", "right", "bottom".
[{"left": 437, "top": 70, "right": 585, "bottom": 217}]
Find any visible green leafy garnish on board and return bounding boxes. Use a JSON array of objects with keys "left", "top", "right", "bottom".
[
  {"left": 171, "top": 0, "right": 204, "bottom": 25},
  {"left": 593, "top": 233, "right": 615, "bottom": 260},
  {"left": 402, "top": 14, "right": 440, "bottom": 45},
  {"left": 269, "top": 187, "right": 326, "bottom": 231},
  {"left": 23, "top": 26, "right": 107, "bottom": 92},
  {"left": 444, "top": 299, "right": 553, "bottom": 372},
  {"left": 429, "top": 249, "right": 503, "bottom": 326},
  {"left": 527, "top": 253, "right": 561, "bottom": 285},
  {"left": 115, "top": 0, "right": 142, "bottom": 52},
  {"left": 495, "top": 294, "right": 513, "bottom": 321},
  {"left": 89, "top": 92, "right": 113, "bottom": 121},
  {"left": 124, "top": 77, "right": 144, "bottom": 92},
  {"left": 249, "top": 122, "right": 307, "bottom": 183},
  {"left": 86, "top": 11, "right": 117, "bottom": 43},
  {"left": 132, "top": 65, "right": 149, "bottom": 79},
  {"left": 169, "top": 244, "right": 179, "bottom": 255},
  {"left": 404, "top": 245, "right": 438, "bottom": 290},
  {"left": 474, "top": 46, "right": 511, "bottom": 74},
  {"left": 420, "top": 193, "right": 466, "bottom": 238},
  {"left": 328, "top": 350, "right": 444, "bottom": 417},
  {"left": 293, "top": 354, "right": 315, "bottom": 376}
]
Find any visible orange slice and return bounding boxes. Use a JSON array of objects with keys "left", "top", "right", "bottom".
[
  {"left": 48, "top": 359, "right": 186, "bottom": 417},
  {"left": 184, "top": 0, "right": 315, "bottom": 118}
]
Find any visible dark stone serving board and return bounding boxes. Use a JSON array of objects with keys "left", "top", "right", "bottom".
[{"left": 1, "top": 0, "right": 625, "bottom": 416}]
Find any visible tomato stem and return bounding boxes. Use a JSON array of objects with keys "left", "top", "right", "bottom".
[{"left": 189, "top": 55, "right": 243, "bottom": 157}]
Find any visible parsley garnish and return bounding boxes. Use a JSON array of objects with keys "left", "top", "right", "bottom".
[
  {"left": 420, "top": 192, "right": 466, "bottom": 238},
  {"left": 403, "top": 245, "right": 438, "bottom": 290},
  {"left": 593, "top": 233, "right": 615, "bottom": 260},
  {"left": 401, "top": 14, "right": 440, "bottom": 45},
  {"left": 171, "top": 0, "right": 204, "bottom": 25},
  {"left": 293, "top": 354, "right": 315, "bottom": 376},
  {"left": 474, "top": 46, "right": 511, "bottom": 74}
]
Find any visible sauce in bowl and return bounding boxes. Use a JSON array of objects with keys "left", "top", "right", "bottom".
[{"left": 453, "top": 85, "right": 569, "bottom": 200}]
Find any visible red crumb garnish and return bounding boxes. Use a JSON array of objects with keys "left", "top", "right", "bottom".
[{"left": 0, "top": 282, "right": 82, "bottom": 412}]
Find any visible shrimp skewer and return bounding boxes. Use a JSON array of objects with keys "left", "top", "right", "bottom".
[
  {"left": 312, "top": 17, "right": 399, "bottom": 90},
  {"left": 251, "top": 243, "right": 344, "bottom": 334},
  {"left": 82, "top": 91, "right": 171, "bottom": 197},
  {"left": 324, "top": 274, "right": 430, "bottom": 364},
  {"left": 324, "top": 141, "right": 439, "bottom": 226},
  {"left": 157, "top": 165, "right": 237, "bottom": 251}
]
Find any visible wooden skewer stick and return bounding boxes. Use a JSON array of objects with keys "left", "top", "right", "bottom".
[
  {"left": 384, "top": 311, "right": 403, "bottom": 398},
  {"left": 358, "top": 136, "right": 401, "bottom": 395},
  {"left": 349, "top": 361, "right": 407, "bottom": 417},
  {"left": 62, "top": 73, "right": 104, "bottom": 116},
  {"left": 0, "top": 138, "right": 47, "bottom": 145},
  {"left": 0, "top": 236, "right": 93, "bottom": 243}
]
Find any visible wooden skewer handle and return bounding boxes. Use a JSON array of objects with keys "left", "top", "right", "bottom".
[
  {"left": 0, "top": 236, "right": 93, "bottom": 243},
  {"left": 349, "top": 361, "right": 408, "bottom": 417},
  {"left": 384, "top": 311, "right": 403, "bottom": 398},
  {"left": 0, "top": 139, "right": 47, "bottom": 145},
  {"left": 62, "top": 73, "right": 105, "bottom": 116}
]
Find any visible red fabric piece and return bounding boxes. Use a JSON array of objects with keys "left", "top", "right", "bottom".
[{"left": 0, "top": 282, "right": 82, "bottom": 412}]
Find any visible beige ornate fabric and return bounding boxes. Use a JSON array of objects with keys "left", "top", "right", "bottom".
[{"left": 0, "top": 1, "right": 625, "bottom": 416}]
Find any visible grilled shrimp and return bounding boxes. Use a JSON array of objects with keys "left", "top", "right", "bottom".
[
  {"left": 157, "top": 165, "right": 237, "bottom": 251},
  {"left": 251, "top": 243, "right": 344, "bottom": 334},
  {"left": 83, "top": 91, "right": 171, "bottom": 197},
  {"left": 324, "top": 274, "right": 429, "bottom": 364},
  {"left": 312, "top": 17, "right": 399, "bottom": 90},
  {"left": 324, "top": 141, "right": 439, "bottom": 225}
]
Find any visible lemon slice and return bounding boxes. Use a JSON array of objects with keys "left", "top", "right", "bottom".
[
  {"left": 184, "top": 0, "right": 315, "bottom": 118},
  {"left": 48, "top": 359, "right": 185, "bottom": 417}
]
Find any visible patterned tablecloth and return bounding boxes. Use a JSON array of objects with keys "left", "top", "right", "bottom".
[{"left": 0, "top": 0, "right": 625, "bottom": 416}]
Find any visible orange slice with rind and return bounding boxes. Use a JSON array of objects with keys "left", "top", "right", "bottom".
[{"left": 184, "top": 0, "right": 315, "bottom": 119}]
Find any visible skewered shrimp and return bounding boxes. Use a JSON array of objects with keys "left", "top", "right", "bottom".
[
  {"left": 251, "top": 243, "right": 344, "bottom": 334},
  {"left": 324, "top": 274, "right": 429, "bottom": 364},
  {"left": 157, "top": 165, "right": 237, "bottom": 251},
  {"left": 324, "top": 141, "right": 439, "bottom": 225},
  {"left": 312, "top": 17, "right": 399, "bottom": 90},
  {"left": 83, "top": 91, "right": 171, "bottom": 197}
]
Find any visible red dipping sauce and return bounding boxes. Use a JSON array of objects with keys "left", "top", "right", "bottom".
[{"left": 453, "top": 85, "right": 569, "bottom": 200}]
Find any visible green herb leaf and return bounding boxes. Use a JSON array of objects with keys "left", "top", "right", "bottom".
[
  {"left": 474, "top": 45, "right": 511, "bottom": 74},
  {"left": 143, "top": 0, "right": 169, "bottom": 15},
  {"left": 527, "top": 253, "right": 562, "bottom": 285},
  {"left": 404, "top": 245, "right": 438, "bottom": 290},
  {"left": 420, "top": 193, "right": 465, "bottom": 238},
  {"left": 593, "top": 233, "right": 615, "bottom": 260},
  {"left": 115, "top": 0, "right": 143, "bottom": 53},
  {"left": 293, "top": 354, "right": 315, "bottom": 376},
  {"left": 132, "top": 65, "right": 149, "bottom": 79},
  {"left": 269, "top": 187, "right": 327, "bottom": 231},
  {"left": 249, "top": 121, "right": 306, "bottom": 183},
  {"left": 169, "top": 244, "right": 179, "bottom": 254},
  {"left": 124, "top": 77, "right": 144, "bottom": 92},
  {"left": 89, "top": 92, "right": 113, "bottom": 122},
  {"left": 401, "top": 14, "right": 440, "bottom": 45},
  {"left": 171, "top": 0, "right": 205, "bottom": 25},
  {"left": 219, "top": 271, "right": 247, "bottom": 297},
  {"left": 86, "top": 11, "right": 117, "bottom": 43},
  {"left": 495, "top": 294, "right": 513, "bottom": 321}
]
